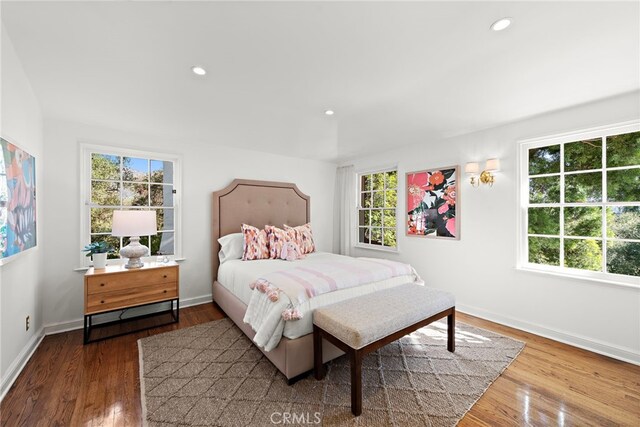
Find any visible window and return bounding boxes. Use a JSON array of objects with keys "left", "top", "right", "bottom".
[
  {"left": 81, "top": 144, "right": 181, "bottom": 266},
  {"left": 519, "top": 123, "right": 639, "bottom": 285},
  {"left": 357, "top": 169, "right": 398, "bottom": 249}
]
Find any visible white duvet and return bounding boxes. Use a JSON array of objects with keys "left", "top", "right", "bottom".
[{"left": 217, "top": 252, "right": 420, "bottom": 351}]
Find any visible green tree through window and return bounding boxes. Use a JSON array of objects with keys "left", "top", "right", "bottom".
[
  {"left": 358, "top": 170, "right": 398, "bottom": 248},
  {"left": 525, "top": 129, "right": 640, "bottom": 279},
  {"left": 89, "top": 152, "right": 176, "bottom": 260}
]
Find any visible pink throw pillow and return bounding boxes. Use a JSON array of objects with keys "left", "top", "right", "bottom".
[
  {"left": 284, "top": 223, "right": 315, "bottom": 255},
  {"left": 265, "top": 225, "right": 296, "bottom": 259},
  {"left": 241, "top": 224, "right": 269, "bottom": 260}
]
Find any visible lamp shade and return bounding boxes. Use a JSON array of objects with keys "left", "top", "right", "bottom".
[
  {"left": 112, "top": 210, "right": 157, "bottom": 237},
  {"left": 464, "top": 162, "right": 480, "bottom": 174},
  {"left": 485, "top": 158, "right": 501, "bottom": 171}
]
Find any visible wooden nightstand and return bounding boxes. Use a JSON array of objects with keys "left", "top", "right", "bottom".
[{"left": 83, "top": 262, "right": 179, "bottom": 344}]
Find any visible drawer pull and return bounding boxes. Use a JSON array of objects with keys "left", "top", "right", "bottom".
[
  {"left": 101, "top": 300, "right": 105, "bottom": 304},
  {"left": 163, "top": 290, "right": 168, "bottom": 293},
  {"left": 100, "top": 283, "right": 105, "bottom": 287},
  {"left": 163, "top": 275, "right": 168, "bottom": 278}
]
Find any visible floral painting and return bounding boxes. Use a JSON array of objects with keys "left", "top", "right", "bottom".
[
  {"left": 406, "top": 166, "right": 459, "bottom": 239},
  {"left": 1, "top": 137, "right": 37, "bottom": 263}
]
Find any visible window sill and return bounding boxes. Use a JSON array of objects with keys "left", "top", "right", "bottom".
[
  {"left": 353, "top": 244, "right": 399, "bottom": 254},
  {"left": 517, "top": 264, "right": 639, "bottom": 289}
]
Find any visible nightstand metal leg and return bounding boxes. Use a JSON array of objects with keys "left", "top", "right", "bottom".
[{"left": 84, "top": 315, "right": 90, "bottom": 344}]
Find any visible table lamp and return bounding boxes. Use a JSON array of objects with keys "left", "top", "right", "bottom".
[{"left": 112, "top": 210, "right": 157, "bottom": 269}]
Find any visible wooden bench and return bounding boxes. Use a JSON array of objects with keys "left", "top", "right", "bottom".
[{"left": 313, "top": 283, "right": 455, "bottom": 416}]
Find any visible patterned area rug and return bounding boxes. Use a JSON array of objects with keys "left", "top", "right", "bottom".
[{"left": 138, "top": 318, "right": 524, "bottom": 426}]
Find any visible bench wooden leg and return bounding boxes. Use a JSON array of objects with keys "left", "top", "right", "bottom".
[
  {"left": 313, "top": 325, "right": 325, "bottom": 380},
  {"left": 447, "top": 309, "right": 455, "bottom": 353},
  {"left": 350, "top": 349, "right": 362, "bottom": 416}
]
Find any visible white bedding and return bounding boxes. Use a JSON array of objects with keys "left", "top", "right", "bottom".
[{"left": 217, "top": 252, "right": 418, "bottom": 342}]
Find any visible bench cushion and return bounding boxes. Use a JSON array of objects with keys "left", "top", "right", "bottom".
[{"left": 313, "top": 283, "right": 455, "bottom": 350}]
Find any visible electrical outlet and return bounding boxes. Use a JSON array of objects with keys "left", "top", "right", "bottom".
[{"left": 26, "top": 315, "right": 30, "bottom": 331}]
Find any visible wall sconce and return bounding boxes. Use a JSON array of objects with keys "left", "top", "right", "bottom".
[{"left": 465, "top": 158, "right": 500, "bottom": 187}]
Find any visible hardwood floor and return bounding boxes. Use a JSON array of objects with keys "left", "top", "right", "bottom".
[{"left": 1, "top": 305, "right": 638, "bottom": 426}]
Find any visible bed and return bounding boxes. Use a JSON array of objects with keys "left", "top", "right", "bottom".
[{"left": 211, "top": 179, "right": 418, "bottom": 382}]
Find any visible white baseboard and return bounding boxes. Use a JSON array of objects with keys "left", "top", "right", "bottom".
[
  {"left": 43, "top": 294, "right": 213, "bottom": 336},
  {"left": 457, "top": 303, "right": 640, "bottom": 365},
  {"left": 181, "top": 294, "right": 213, "bottom": 307},
  {"left": 42, "top": 318, "right": 84, "bottom": 335},
  {"left": 0, "top": 328, "right": 45, "bottom": 402}
]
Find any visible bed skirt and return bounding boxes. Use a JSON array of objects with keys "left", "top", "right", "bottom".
[{"left": 212, "top": 281, "right": 344, "bottom": 380}]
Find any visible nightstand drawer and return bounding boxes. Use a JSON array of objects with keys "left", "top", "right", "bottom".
[
  {"left": 86, "top": 266, "right": 178, "bottom": 295},
  {"left": 86, "top": 282, "right": 178, "bottom": 314}
]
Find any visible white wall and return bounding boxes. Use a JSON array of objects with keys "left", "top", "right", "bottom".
[
  {"left": 346, "top": 91, "right": 640, "bottom": 363},
  {"left": 0, "top": 27, "right": 45, "bottom": 396},
  {"left": 41, "top": 119, "right": 336, "bottom": 330}
]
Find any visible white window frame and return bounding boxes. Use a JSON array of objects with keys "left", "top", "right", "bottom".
[
  {"left": 355, "top": 165, "right": 399, "bottom": 252},
  {"left": 517, "top": 120, "right": 640, "bottom": 288},
  {"left": 79, "top": 143, "right": 182, "bottom": 267}
]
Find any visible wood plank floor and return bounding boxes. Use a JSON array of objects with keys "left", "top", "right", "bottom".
[{"left": 1, "top": 304, "right": 638, "bottom": 426}]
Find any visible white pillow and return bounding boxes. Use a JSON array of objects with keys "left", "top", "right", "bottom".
[{"left": 218, "top": 233, "right": 244, "bottom": 263}]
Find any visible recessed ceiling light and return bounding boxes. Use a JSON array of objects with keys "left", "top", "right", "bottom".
[
  {"left": 191, "top": 66, "right": 206, "bottom": 76},
  {"left": 490, "top": 18, "right": 512, "bottom": 32},
  {"left": 324, "top": 110, "right": 335, "bottom": 116}
]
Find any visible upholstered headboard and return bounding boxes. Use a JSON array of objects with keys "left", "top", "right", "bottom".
[{"left": 212, "top": 179, "right": 310, "bottom": 284}]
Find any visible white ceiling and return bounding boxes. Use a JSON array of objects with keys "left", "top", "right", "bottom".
[{"left": 2, "top": 1, "right": 639, "bottom": 162}]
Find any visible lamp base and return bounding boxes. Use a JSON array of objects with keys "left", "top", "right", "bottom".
[{"left": 120, "top": 236, "right": 149, "bottom": 269}]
